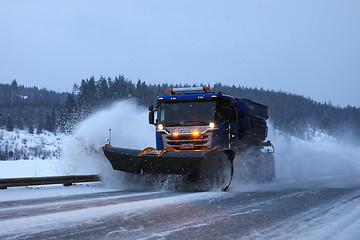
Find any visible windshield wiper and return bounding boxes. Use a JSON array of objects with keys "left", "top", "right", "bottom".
[
  {"left": 160, "top": 121, "right": 209, "bottom": 126},
  {"left": 184, "top": 120, "right": 210, "bottom": 125},
  {"left": 160, "top": 122, "right": 180, "bottom": 126}
]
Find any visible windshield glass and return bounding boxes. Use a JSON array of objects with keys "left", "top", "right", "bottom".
[{"left": 158, "top": 101, "right": 216, "bottom": 126}]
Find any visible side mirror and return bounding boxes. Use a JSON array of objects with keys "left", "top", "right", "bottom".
[
  {"left": 149, "top": 110, "right": 155, "bottom": 125},
  {"left": 149, "top": 105, "right": 154, "bottom": 111}
]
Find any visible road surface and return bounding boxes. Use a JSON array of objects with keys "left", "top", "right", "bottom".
[{"left": 1, "top": 177, "right": 360, "bottom": 240}]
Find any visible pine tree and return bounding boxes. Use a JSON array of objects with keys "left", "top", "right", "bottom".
[{"left": 5, "top": 118, "right": 14, "bottom": 131}]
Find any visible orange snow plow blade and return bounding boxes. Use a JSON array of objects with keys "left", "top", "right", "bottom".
[{"left": 103, "top": 146, "right": 235, "bottom": 191}]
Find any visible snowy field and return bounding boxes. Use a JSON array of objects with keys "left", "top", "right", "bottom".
[
  {"left": 0, "top": 129, "right": 62, "bottom": 160},
  {"left": 0, "top": 159, "right": 66, "bottom": 178}
]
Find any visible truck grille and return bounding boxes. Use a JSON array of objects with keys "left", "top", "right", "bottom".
[{"left": 162, "top": 131, "right": 213, "bottom": 150}]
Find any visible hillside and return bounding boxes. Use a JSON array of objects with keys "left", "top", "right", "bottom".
[
  {"left": 0, "top": 80, "right": 67, "bottom": 133},
  {"left": 1, "top": 76, "right": 360, "bottom": 160}
]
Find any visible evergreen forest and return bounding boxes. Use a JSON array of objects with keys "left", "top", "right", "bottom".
[{"left": 1, "top": 77, "right": 359, "bottom": 140}]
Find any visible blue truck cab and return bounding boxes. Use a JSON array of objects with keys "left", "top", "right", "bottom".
[{"left": 149, "top": 87, "right": 271, "bottom": 152}]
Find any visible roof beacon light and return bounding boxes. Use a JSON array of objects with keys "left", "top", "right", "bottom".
[{"left": 168, "top": 87, "right": 211, "bottom": 95}]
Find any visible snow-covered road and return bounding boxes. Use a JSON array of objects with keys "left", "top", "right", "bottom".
[{"left": 1, "top": 180, "right": 360, "bottom": 240}]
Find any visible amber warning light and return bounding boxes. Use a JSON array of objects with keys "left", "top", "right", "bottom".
[{"left": 192, "top": 131, "right": 200, "bottom": 136}]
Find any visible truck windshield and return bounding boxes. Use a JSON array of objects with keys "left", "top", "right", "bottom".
[{"left": 158, "top": 101, "right": 216, "bottom": 126}]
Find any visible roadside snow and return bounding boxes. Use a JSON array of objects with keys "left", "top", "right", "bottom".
[
  {"left": 0, "top": 158, "right": 100, "bottom": 179},
  {"left": 0, "top": 159, "right": 64, "bottom": 178},
  {"left": 0, "top": 129, "right": 62, "bottom": 160}
]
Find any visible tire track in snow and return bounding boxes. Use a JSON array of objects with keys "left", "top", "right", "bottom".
[{"left": 0, "top": 191, "right": 178, "bottom": 220}]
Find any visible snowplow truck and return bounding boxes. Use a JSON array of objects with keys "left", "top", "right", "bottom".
[{"left": 103, "top": 87, "right": 275, "bottom": 191}]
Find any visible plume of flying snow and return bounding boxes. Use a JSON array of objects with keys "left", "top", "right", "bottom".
[{"left": 58, "top": 100, "right": 154, "bottom": 188}]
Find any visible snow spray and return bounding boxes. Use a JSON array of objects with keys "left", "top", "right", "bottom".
[
  {"left": 230, "top": 125, "right": 360, "bottom": 191},
  {"left": 59, "top": 100, "right": 154, "bottom": 189}
]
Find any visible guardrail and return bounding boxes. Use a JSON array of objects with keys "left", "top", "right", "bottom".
[{"left": 0, "top": 175, "right": 101, "bottom": 189}]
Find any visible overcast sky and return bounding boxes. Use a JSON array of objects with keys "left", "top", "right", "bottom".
[{"left": 1, "top": 1, "right": 359, "bottom": 107}]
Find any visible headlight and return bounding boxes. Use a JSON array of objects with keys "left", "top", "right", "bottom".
[
  {"left": 157, "top": 124, "right": 164, "bottom": 131},
  {"left": 192, "top": 131, "right": 200, "bottom": 136},
  {"left": 209, "top": 122, "right": 216, "bottom": 128}
]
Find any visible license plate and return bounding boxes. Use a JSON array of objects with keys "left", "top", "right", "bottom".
[{"left": 180, "top": 143, "right": 195, "bottom": 149}]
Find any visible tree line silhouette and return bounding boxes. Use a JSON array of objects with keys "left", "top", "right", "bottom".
[{"left": 1, "top": 77, "right": 359, "bottom": 140}]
